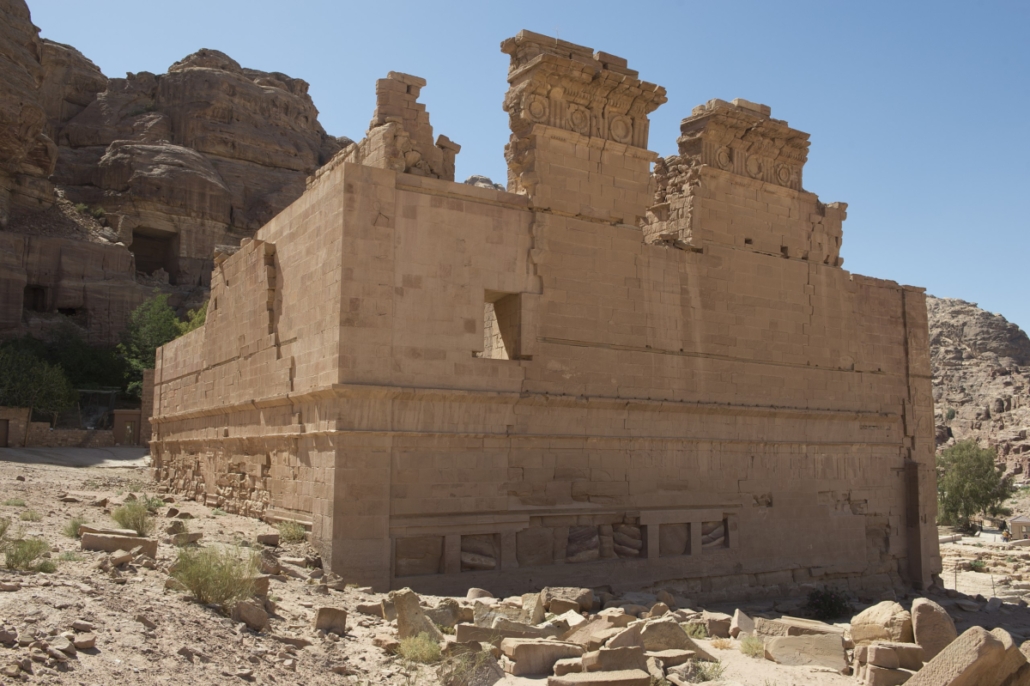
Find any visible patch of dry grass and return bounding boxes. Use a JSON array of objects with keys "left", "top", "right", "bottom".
[{"left": 171, "top": 546, "right": 256, "bottom": 611}]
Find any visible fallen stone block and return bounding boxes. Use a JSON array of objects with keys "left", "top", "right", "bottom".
[
  {"left": 638, "top": 618, "right": 715, "bottom": 661},
  {"left": 467, "top": 587, "right": 494, "bottom": 600},
  {"left": 357, "top": 603, "right": 383, "bottom": 618},
  {"left": 109, "top": 549, "right": 132, "bottom": 567},
  {"left": 563, "top": 618, "right": 623, "bottom": 650},
  {"left": 313, "top": 607, "right": 347, "bottom": 635},
  {"left": 702, "top": 610, "right": 732, "bottom": 638},
  {"left": 872, "top": 641, "right": 924, "bottom": 670},
  {"left": 911, "top": 597, "right": 957, "bottom": 661},
  {"left": 427, "top": 598, "right": 464, "bottom": 628},
  {"left": 492, "top": 617, "right": 561, "bottom": 639},
  {"left": 81, "top": 533, "right": 156, "bottom": 558},
  {"left": 171, "top": 532, "right": 202, "bottom": 546},
  {"left": 257, "top": 533, "right": 279, "bottom": 546},
  {"left": 551, "top": 598, "right": 583, "bottom": 615},
  {"left": 644, "top": 649, "right": 694, "bottom": 667},
  {"left": 581, "top": 646, "right": 646, "bottom": 672},
  {"left": 543, "top": 587, "right": 595, "bottom": 612},
  {"left": 852, "top": 601, "right": 914, "bottom": 645},
  {"left": 72, "top": 633, "right": 95, "bottom": 650},
  {"left": 554, "top": 656, "right": 582, "bottom": 675},
  {"left": 730, "top": 608, "right": 754, "bottom": 638},
  {"left": 597, "top": 608, "right": 634, "bottom": 627},
  {"left": 500, "top": 638, "right": 583, "bottom": 676},
  {"left": 373, "top": 634, "right": 399, "bottom": 653},
  {"left": 900, "top": 626, "right": 1017, "bottom": 686},
  {"left": 233, "top": 600, "right": 268, "bottom": 632},
  {"left": 547, "top": 669, "right": 651, "bottom": 685},
  {"left": 868, "top": 644, "right": 900, "bottom": 669},
  {"left": 764, "top": 634, "right": 847, "bottom": 672},
  {"left": 389, "top": 588, "right": 443, "bottom": 641},
  {"left": 864, "top": 665, "right": 915, "bottom": 686},
  {"left": 78, "top": 525, "right": 137, "bottom": 537}
]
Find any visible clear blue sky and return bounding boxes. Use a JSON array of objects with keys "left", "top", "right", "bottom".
[{"left": 31, "top": 1, "right": 1030, "bottom": 331}]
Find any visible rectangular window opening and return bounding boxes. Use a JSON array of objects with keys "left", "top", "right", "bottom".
[
  {"left": 23, "top": 285, "right": 48, "bottom": 312},
  {"left": 474, "top": 291, "right": 521, "bottom": 360}
]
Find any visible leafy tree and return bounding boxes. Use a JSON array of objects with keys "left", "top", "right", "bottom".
[
  {"left": 0, "top": 345, "right": 77, "bottom": 425},
  {"left": 118, "top": 293, "right": 182, "bottom": 398},
  {"left": 937, "top": 440, "right": 1016, "bottom": 527},
  {"left": 178, "top": 301, "right": 207, "bottom": 335},
  {"left": 47, "top": 323, "right": 125, "bottom": 389}
]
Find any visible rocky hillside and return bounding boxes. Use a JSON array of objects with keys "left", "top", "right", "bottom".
[
  {"left": 0, "top": 0, "right": 348, "bottom": 343},
  {"left": 929, "top": 295, "right": 1030, "bottom": 472}
]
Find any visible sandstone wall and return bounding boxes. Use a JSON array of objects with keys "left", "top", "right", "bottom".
[
  {"left": 0, "top": 231, "right": 146, "bottom": 344},
  {"left": 25, "top": 424, "right": 114, "bottom": 448},
  {"left": 151, "top": 31, "right": 940, "bottom": 599},
  {"left": 0, "top": 407, "right": 31, "bottom": 447}
]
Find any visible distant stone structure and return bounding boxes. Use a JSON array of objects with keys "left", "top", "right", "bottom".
[{"left": 151, "top": 31, "right": 941, "bottom": 599}]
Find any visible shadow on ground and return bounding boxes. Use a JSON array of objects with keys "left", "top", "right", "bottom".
[{"left": 0, "top": 446, "right": 149, "bottom": 468}]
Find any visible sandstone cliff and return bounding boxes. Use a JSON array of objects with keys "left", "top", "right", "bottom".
[
  {"left": 929, "top": 295, "right": 1030, "bottom": 475},
  {"left": 0, "top": 0, "right": 346, "bottom": 344}
]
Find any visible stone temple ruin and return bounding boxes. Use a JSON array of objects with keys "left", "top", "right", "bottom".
[{"left": 150, "top": 31, "right": 941, "bottom": 599}]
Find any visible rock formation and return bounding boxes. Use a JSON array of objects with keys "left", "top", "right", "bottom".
[
  {"left": 929, "top": 295, "right": 1030, "bottom": 474},
  {"left": 0, "top": 0, "right": 345, "bottom": 344}
]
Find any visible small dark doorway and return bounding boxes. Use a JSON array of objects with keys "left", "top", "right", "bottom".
[
  {"left": 131, "top": 228, "right": 180, "bottom": 283},
  {"left": 0, "top": 419, "right": 9, "bottom": 448},
  {"left": 23, "top": 285, "right": 47, "bottom": 312}
]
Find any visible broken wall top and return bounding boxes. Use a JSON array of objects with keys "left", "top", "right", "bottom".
[
  {"left": 501, "top": 30, "right": 667, "bottom": 149},
  {"left": 678, "top": 98, "right": 810, "bottom": 191}
]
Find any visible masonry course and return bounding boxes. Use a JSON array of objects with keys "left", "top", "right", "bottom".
[{"left": 150, "top": 30, "right": 941, "bottom": 599}]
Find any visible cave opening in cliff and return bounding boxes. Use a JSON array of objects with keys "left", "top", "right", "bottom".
[
  {"left": 131, "top": 228, "right": 180, "bottom": 284},
  {"left": 23, "top": 285, "right": 48, "bottom": 312}
]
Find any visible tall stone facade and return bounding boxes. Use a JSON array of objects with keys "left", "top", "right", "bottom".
[{"left": 151, "top": 31, "right": 941, "bottom": 599}]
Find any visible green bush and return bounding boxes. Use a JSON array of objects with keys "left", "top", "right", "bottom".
[
  {"left": 969, "top": 559, "right": 986, "bottom": 572},
  {"left": 63, "top": 516, "right": 89, "bottom": 538},
  {"left": 938, "top": 440, "right": 1016, "bottom": 526},
  {"left": 805, "top": 587, "right": 853, "bottom": 621},
  {"left": 19, "top": 510, "right": 41, "bottom": 522},
  {"left": 740, "top": 634, "right": 764, "bottom": 658},
  {"left": 111, "top": 500, "right": 154, "bottom": 536},
  {"left": 118, "top": 293, "right": 184, "bottom": 397},
  {"left": 675, "top": 659, "right": 725, "bottom": 683},
  {"left": 3, "top": 498, "right": 25, "bottom": 507},
  {"left": 684, "top": 622, "right": 709, "bottom": 639},
  {"left": 0, "top": 345, "right": 76, "bottom": 424},
  {"left": 946, "top": 408, "right": 957, "bottom": 421},
  {"left": 398, "top": 632, "right": 442, "bottom": 664},
  {"left": 171, "top": 546, "right": 256, "bottom": 610},
  {"left": 5, "top": 538, "right": 52, "bottom": 571},
  {"left": 277, "top": 520, "right": 307, "bottom": 543}
]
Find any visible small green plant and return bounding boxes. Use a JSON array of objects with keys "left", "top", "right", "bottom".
[
  {"left": 436, "top": 622, "right": 455, "bottom": 635},
  {"left": 684, "top": 622, "right": 709, "bottom": 639},
  {"left": 19, "top": 510, "right": 41, "bottom": 522},
  {"left": 171, "top": 546, "right": 256, "bottom": 611},
  {"left": 63, "top": 515, "right": 89, "bottom": 538},
  {"left": 0, "top": 517, "right": 10, "bottom": 544},
  {"left": 277, "top": 520, "right": 307, "bottom": 543},
  {"left": 3, "top": 498, "right": 26, "bottom": 507},
  {"left": 437, "top": 649, "right": 495, "bottom": 683},
  {"left": 140, "top": 494, "right": 164, "bottom": 510},
  {"left": 5, "top": 538, "right": 51, "bottom": 571},
  {"left": 740, "top": 634, "right": 764, "bottom": 658},
  {"left": 969, "top": 559, "right": 986, "bottom": 572},
  {"left": 398, "top": 632, "right": 442, "bottom": 664},
  {"left": 945, "top": 408, "right": 957, "bottom": 421},
  {"left": 710, "top": 637, "right": 731, "bottom": 650},
  {"left": 676, "top": 659, "right": 725, "bottom": 683},
  {"left": 111, "top": 499, "right": 154, "bottom": 536},
  {"left": 805, "top": 587, "right": 853, "bottom": 621},
  {"left": 90, "top": 206, "right": 105, "bottom": 219},
  {"left": 74, "top": 203, "right": 89, "bottom": 214},
  {"left": 59, "top": 551, "right": 82, "bottom": 562},
  {"left": 212, "top": 508, "right": 227, "bottom": 516}
]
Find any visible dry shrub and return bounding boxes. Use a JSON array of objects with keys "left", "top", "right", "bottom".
[
  {"left": 111, "top": 500, "right": 154, "bottom": 536},
  {"left": 398, "top": 632, "right": 442, "bottom": 664},
  {"left": 710, "top": 637, "right": 732, "bottom": 650},
  {"left": 5, "top": 538, "right": 53, "bottom": 572},
  {"left": 19, "top": 510, "right": 41, "bottom": 522},
  {"left": 171, "top": 546, "right": 256, "bottom": 610},
  {"left": 437, "top": 649, "right": 496, "bottom": 685},
  {"left": 277, "top": 520, "right": 307, "bottom": 543},
  {"left": 684, "top": 622, "right": 709, "bottom": 639},
  {"left": 63, "top": 515, "right": 89, "bottom": 538},
  {"left": 740, "top": 634, "right": 764, "bottom": 658},
  {"left": 677, "top": 659, "right": 725, "bottom": 683}
]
